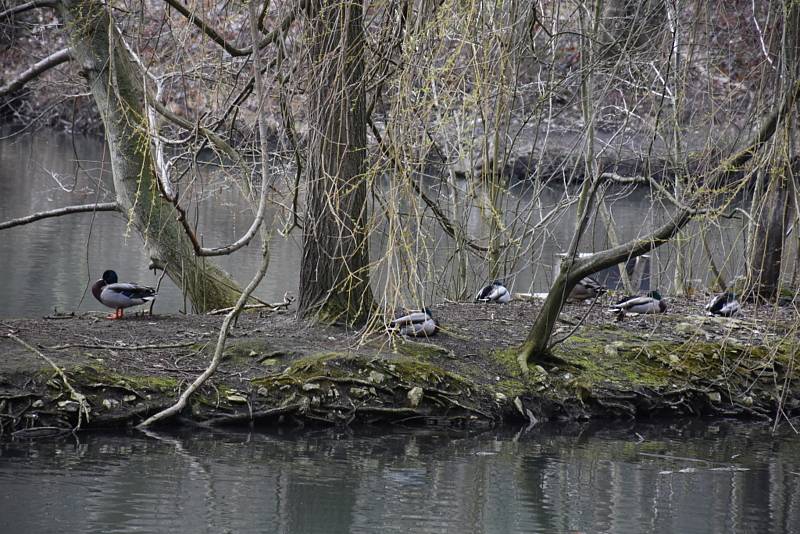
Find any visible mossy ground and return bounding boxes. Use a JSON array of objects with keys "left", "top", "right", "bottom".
[{"left": 1, "top": 296, "right": 798, "bottom": 434}]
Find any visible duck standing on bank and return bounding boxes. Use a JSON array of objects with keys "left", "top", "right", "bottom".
[
  {"left": 609, "top": 290, "right": 666, "bottom": 321},
  {"left": 705, "top": 292, "right": 740, "bottom": 317},
  {"left": 390, "top": 307, "right": 439, "bottom": 337},
  {"left": 475, "top": 281, "right": 512, "bottom": 303},
  {"left": 92, "top": 270, "right": 157, "bottom": 319},
  {"left": 567, "top": 276, "right": 606, "bottom": 302}
]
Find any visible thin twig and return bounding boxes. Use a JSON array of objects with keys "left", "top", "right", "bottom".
[{"left": 548, "top": 292, "right": 603, "bottom": 349}]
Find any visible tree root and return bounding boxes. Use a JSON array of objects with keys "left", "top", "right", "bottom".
[{"left": 6, "top": 333, "right": 91, "bottom": 429}]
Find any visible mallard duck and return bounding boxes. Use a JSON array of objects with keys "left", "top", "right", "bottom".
[
  {"left": 91, "top": 270, "right": 157, "bottom": 319},
  {"left": 390, "top": 307, "right": 439, "bottom": 337},
  {"left": 705, "top": 292, "right": 740, "bottom": 317},
  {"left": 609, "top": 290, "right": 666, "bottom": 321},
  {"left": 475, "top": 281, "right": 512, "bottom": 303},
  {"left": 567, "top": 276, "right": 606, "bottom": 302}
]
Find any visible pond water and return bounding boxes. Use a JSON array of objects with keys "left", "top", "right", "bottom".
[
  {"left": 0, "top": 421, "right": 797, "bottom": 533},
  {"left": 0, "top": 130, "right": 753, "bottom": 317}
]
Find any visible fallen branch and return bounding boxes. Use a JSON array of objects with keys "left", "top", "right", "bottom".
[
  {"left": 0, "top": 202, "right": 118, "bottom": 230},
  {"left": 205, "top": 293, "right": 294, "bottom": 315},
  {"left": 5, "top": 332, "right": 90, "bottom": 429},
  {"left": 45, "top": 341, "right": 197, "bottom": 351}
]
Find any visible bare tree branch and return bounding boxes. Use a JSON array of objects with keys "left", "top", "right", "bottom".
[
  {"left": 162, "top": 0, "right": 303, "bottom": 57},
  {"left": 0, "top": 48, "right": 73, "bottom": 97},
  {"left": 0, "top": 202, "right": 118, "bottom": 230},
  {"left": 0, "top": 0, "right": 56, "bottom": 19},
  {"left": 162, "top": 0, "right": 252, "bottom": 56},
  {"left": 137, "top": 1, "right": 274, "bottom": 428}
]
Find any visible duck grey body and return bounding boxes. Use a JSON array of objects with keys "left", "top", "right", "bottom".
[
  {"left": 390, "top": 307, "right": 438, "bottom": 337},
  {"left": 609, "top": 290, "right": 666, "bottom": 321},
  {"left": 475, "top": 281, "right": 512, "bottom": 303},
  {"left": 92, "top": 270, "right": 156, "bottom": 319},
  {"left": 567, "top": 276, "right": 606, "bottom": 302}
]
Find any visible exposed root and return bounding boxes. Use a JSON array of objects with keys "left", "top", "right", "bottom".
[{"left": 5, "top": 332, "right": 91, "bottom": 430}]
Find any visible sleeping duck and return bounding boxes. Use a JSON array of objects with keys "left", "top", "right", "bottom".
[
  {"left": 705, "top": 292, "right": 740, "bottom": 317},
  {"left": 609, "top": 290, "right": 666, "bottom": 321},
  {"left": 390, "top": 307, "right": 439, "bottom": 337},
  {"left": 475, "top": 281, "right": 512, "bottom": 303},
  {"left": 567, "top": 276, "right": 606, "bottom": 302},
  {"left": 91, "top": 270, "right": 157, "bottom": 319}
]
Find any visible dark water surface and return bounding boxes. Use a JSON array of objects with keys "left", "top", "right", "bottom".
[{"left": 0, "top": 421, "right": 798, "bottom": 533}]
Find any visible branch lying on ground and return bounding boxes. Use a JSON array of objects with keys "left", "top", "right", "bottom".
[
  {"left": 0, "top": 48, "right": 73, "bottom": 97},
  {"left": 45, "top": 341, "right": 197, "bottom": 351},
  {"left": 0, "top": 202, "right": 118, "bottom": 230},
  {"left": 206, "top": 293, "right": 294, "bottom": 315},
  {"left": 5, "top": 332, "right": 91, "bottom": 429}
]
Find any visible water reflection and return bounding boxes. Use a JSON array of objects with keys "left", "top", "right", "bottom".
[
  {"left": 0, "top": 131, "right": 297, "bottom": 317},
  {"left": 0, "top": 131, "right": 754, "bottom": 317},
  {"left": 0, "top": 422, "right": 797, "bottom": 533}
]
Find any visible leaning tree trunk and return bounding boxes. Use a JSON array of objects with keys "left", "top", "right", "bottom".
[
  {"left": 519, "top": 84, "right": 800, "bottom": 370},
  {"left": 297, "top": 0, "right": 375, "bottom": 325},
  {"left": 58, "top": 0, "right": 241, "bottom": 311}
]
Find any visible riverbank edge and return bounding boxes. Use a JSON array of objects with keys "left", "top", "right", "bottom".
[{"left": 1, "top": 313, "right": 794, "bottom": 437}]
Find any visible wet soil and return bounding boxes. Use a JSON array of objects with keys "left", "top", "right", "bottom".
[{"left": 1, "top": 294, "right": 798, "bottom": 436}]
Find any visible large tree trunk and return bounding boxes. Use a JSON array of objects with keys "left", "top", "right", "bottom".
[
  {"left": 745, "top": 1, "right": 800, "bottom": 300},
  {"left": 58, "top": 0, "right": 241, "bottom": 311},
  {"left": 747, "top": 171, "right": 792, "bottom": 300},
  {"left": 297, "top": 0, "right": 375, "bottom": 325}
]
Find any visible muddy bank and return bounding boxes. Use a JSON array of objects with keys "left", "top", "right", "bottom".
[{"left": 1, "top": 297, "right": 798, "bottom": 436}]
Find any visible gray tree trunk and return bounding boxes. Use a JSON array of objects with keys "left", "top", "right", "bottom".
[
  {"left": 58, "top": 0, "right": 241, "bottom": 311},
  {"left": 747, "top": 172, "right": 791, "bottom": 299},
  {"left": 297, "top": 0, "right": 375, "bottom": 325},
  {"left": 745, "top": 1, "right": 800, "bottom": 300}
]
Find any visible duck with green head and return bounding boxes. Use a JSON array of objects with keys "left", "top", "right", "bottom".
[{"left": 92, "top": 270, "right": 157, "bottom": 319}]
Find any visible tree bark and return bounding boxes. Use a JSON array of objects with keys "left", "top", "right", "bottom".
[
  {"left": 58, "top": 0, "right": 241, "bottom": 311},
  {"left": 747, "top": 171, "right": 792, "bottom": 299},
  {"left": 745, "top": 1, "right": 800, "bottom": 300},
  {"left": 297, "top": 0, "right": 375, "bottom": 325}
]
